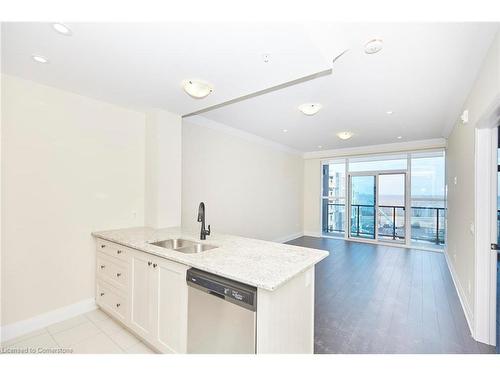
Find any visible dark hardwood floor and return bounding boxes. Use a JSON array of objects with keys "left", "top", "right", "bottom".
[{"left": 286, "top": 236, "right": 496, "bottom": 354}]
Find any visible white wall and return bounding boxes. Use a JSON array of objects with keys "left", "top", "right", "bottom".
[
  {"left": 145, "top": 109, "right": 182, "bottom": 228},
  {"left": 446, "top": 30, "right": 500, "bottom": 327},
  {"left": 303, "top": 159, "right": 321, "bottom": 236},
  {"left": 181, "top": 118, "right": 304, "bottom": 242},
  {"left": 1, "top": 75, "right": 145, "bottom": 326}
]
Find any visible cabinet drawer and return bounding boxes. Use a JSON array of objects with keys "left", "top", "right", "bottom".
[
  {"left": 96, "top": 280, "right": 128, "bottom": 322},
  {"left": 97, "top": 252, "right": 128, "bottom": 290},
  {"left": 96, "top": 239, "right": 129, "bottom": 262}
]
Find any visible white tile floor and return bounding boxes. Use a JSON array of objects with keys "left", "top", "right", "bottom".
[{"left": 1, "top": 309, "right": 156, "bottom": 354}]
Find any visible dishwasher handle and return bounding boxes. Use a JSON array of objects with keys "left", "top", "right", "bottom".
[
  {"left": 208, "top": 290, "right": 226, "bottom": 299},
  {"left": 187, "top": 268, "right": 257, "bottom": 311}
]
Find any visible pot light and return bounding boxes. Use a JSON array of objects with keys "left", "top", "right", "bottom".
[
  {"left": 298, "top": 103, "right": 322, "bottom": 116},
  {"left": 32, "top": 54, "right": 49, "bottom": 64},
  {"left": 52, "top": 23, "right": 72, "bottom": 36},
  {"left": 317, "top": 145, "right": 323, "bottom": 149},
  {"left": 337, "top": 131, "right": 353, "bottom": 140},
  {"left": 386, "top": 110, "right": 394, "bottom": 115},
  {"left": 397, "top": 136, "right": 403, "bottom": 139},
  {"left": 282, "top": 129, "right": 288, "bottom": 133},
  {"left": 182, "top": 79, "right": 213, "bottom": 99},
  {"left": 364, "top": 39, "right": 383, "bottom": 54}
]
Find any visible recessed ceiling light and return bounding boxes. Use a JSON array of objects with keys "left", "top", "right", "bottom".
[
  {"left": 364, "top": 39, "right": 383, "bottom": 54},
  {"left": 283, "top": 129, "right": 288, "bottom": 133},
  {"left": 317, "top": 145, "right": 323, "bottom": 149},
  {"left": 52, "top": 23, "right": 72, "bottom": 36},
  {"left": 397, "top": 136, "right": 403, "bottom": 139},
  {"left": 182, "top": 79, "right": 213, "bottom": 99},
  {"left": 386, "top": 110, "right": 394, "bottom": 115},
  {"left": 298, "top": 103, "right": 322, "bottom": 116},
  {"left": 32, "top": 54, "right": 49, "bottom": 64},
  {"left": 337, "top": 131, "right": 353, "bottom": 140}
]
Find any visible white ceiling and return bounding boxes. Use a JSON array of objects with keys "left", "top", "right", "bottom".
[{"left": 2, "top": 22, "right": 498, "bottom": 152}]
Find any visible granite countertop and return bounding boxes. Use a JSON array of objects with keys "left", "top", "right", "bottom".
[{"left": 91, "top": 227, "right": 328, "bottom": 291}]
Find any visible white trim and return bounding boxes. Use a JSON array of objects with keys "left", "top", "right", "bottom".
[
  {"left": 0, "top": 298, "right": 97, "bottom": 343},
  {"left": 185, "top": 115, "right": 303, "bottom": 156},
  {"left": 304, "top": 138, "right": 447, "bottom": 160},
  {"left": 488, "top": 129, "right": 497, "bottom": 346},
  {"left": 444, "top": 250, "right": 474, "bottom": 337},
  {"left": 472, "top": 93, "right": 500, "bottom": 346},
  {"left": 272, "top": 232, "right": 304, "bottom": 244},
  {"left": 473, "top": 126, "right": 497, "bottom": 346}
]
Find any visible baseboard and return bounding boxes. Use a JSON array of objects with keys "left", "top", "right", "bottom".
[
  {"left": 0, "top": 298, "right": 97, "bottom": 343},
  {"left": 273, "top": 232, "right": 304, "bottom": 243},
  {"left": 302, "top": 231, "right": 322, "bottom": 238},
  {"left": 444, "top": 251, "right": 474, "bottom": 338}
]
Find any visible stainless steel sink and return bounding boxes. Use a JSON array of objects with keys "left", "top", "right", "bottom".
[
  {"left": 176, "top": 243, "right": 218, "bottom": 254},
  {"left": 149, "top": 238, "right": 217, "bottom": 254},
  {"left": 150, "top": 239, "right": 197, "bottom": 250}
]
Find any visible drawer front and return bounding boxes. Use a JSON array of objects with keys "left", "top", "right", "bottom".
[
  {"left": 96, "top": 252, "right": 128, "bottom": 290},
  {"left": 96, "top": 280, "right": 128, "bottom": 322},
  {"left": 96, "top": 239, "right": 129, "bottom": 263}
]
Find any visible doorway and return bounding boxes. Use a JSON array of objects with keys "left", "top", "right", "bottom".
[
  {"left": 349, "top": 174, "right": 376, "bottom": 239},
  {"left": 378, "top": 173, "right": 406, "bottom": 243},
  {"left": 348, "top": 171, "right": 406, "bottom": 244}
]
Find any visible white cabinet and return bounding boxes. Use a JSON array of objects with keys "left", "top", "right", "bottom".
[
  {"left": 96, "top": 280, "right": 128, "bottom": 322},
  {"left": 95, "top": 239, "right": 188, "bottom": 353},
  {"left": 151, "top": 259, "right": 188, "bottom": 353},
  {"left": 129, "top": 251, "right": 154, "bottom": 338},
  {"left": 95, "top": 239, "right": 131, "bottom": 324}
]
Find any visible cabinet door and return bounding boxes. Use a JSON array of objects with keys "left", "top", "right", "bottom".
[
  {"left": 151, "top": 258, "right": 189, "bottom": 353},
  {"left": 130, "top": 252, "right": 153, "bottom": 338}
]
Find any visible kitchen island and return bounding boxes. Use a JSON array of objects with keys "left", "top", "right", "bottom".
[{"left": 92, "top": 227, "right": 328, "bottom": 354}]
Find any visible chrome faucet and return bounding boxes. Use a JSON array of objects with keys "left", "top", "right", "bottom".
[{"left": 197, "top": 202, "right": 211, "bottom": 240}]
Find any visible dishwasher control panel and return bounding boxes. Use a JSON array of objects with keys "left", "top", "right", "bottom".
[{"left": 187, "top": 268, "right": 257, "bottom": 311}]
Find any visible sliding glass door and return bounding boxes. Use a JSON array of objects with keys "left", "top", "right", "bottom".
[
  {"left": 348, "top": 172, "right": 407, "bottom": 243},
  {"left": 349, "top": 174, "right": 376, "bottom": 239},
  {"left": 321, "top": 151, "right": 446, "bottom": 250},
  {"left": 377, "top": 173, "right": 406, "bottom": 243}
]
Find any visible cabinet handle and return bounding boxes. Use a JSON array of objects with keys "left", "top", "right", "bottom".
[
  {"left": 100, "top": 265, "right": 105, "bottom": 269},
  {"left": 153, "top": 263, "right": 157, "bottom": 268},
  {"left": 116, "top": 273, "right": 121, "bottom": 277},
  {"left": 101, "top": 244, "right": 106, "bottom": 248},
  {"left": 116, "top": 303, "right": 121, "bottom": 308},
  {"left": 117, "top": 250, "right": 122, "bottom": 254},
  {"left": 100, "top": 292, "right": 105, "bottom": 297},
  {"left": 148, "top": 261, "right": 152, "bottom": 266}
]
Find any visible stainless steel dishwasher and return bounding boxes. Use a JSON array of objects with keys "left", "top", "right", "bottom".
[{"left": 186, "top": 268, "right": 257, "bottom": 354}]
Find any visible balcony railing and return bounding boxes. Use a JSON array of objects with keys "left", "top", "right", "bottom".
[{"left": 323, "top": 203, "right": 446, "bottom": 245}]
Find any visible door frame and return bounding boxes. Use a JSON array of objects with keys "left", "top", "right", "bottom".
[
  {"left": 473, "top": 94, "right": 500, "bottom": 346},
  {"left": 347, "top": 169, "right": 408, "bottom": 244},
  {"left": 347, "top": 172, "right": 378, "bottom": 242},
  {"left": 377, "top": 171, "right": 408, "bottom": 245}
]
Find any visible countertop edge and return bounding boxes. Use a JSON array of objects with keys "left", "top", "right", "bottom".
[{"left": 91, "top": 231, "right": 328, "bottom": 291}]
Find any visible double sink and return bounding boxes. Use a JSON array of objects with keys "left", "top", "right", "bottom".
[{"left": 149, "top": 238, "right": 217, "bottom": 254}]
